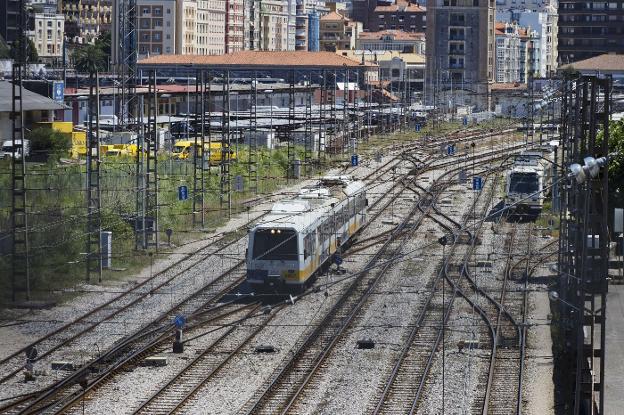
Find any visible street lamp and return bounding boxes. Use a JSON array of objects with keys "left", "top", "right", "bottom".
[{"left": 549, "top": 291, "right": 595, "bottom": 316}]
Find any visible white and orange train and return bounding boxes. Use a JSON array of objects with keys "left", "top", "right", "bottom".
[{"left": 246, "top": 176, "right": 367, "bottom": 291}]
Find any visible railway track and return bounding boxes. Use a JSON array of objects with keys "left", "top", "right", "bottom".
[
  {"left": 370, "top": 165, "right": 499, "bottom": 415},
  {"left": 1, "top": 263, "right": 251, "bottom": 415},
  {"left": 0, "top": 125, "right": 527, "bottom": 414},
  {"left": 130, "top": 304, "right": 285, "bottom": 415},
  {"left": 239, "top": 143, "right": 510, "bottom": 414}
]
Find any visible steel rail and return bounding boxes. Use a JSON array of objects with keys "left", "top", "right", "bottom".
[{"left": 372, "top": 166, "right": 498, "bottom": 415}]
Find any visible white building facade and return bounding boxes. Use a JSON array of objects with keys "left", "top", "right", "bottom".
[
  {"left": 495, "top": 0, "right": 558, "bottom": 76},
  {"left": 495, "top": 22, "right": 530, "bottom": 83},
  {"left": 28, "top": 10, "right": 65, "bottom": 62}
]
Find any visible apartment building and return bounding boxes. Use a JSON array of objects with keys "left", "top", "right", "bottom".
[
  {"left": 370, "top": 0, "right": 427, "bottom": 32},
  {"left": 176, "top": 0, "right": 197, "bottom": 54},
  {"left": 28, "top": 9, "right": 65, "bottom": 62},
  {"left": 225, "top": 0, "right": 244, "bottom": 52},
  {"left": 196, "top": 0, "right": 225, "bottom": 55},
  {"left": 0, "top": 0, "right": 22, "bottom": 44},
  {"left": 258, "top": 0, "right": 291, "bottom": 50},
  {"left": 319, "top": 10, "right": 362, "bottom": 52},
  {"left": 59, "top": 0, "right": 113, "bottom": 43},
  {"left": 558, "top": 0, "right": 624, "bottom": 64},
  {"left": 494, "top": 21, "right": 531, "bottom": 83},
  {"left": 426, "top": 0, "right": 495, "bottom": 110},
  {"left": 357, "top": 30, "right": 425, "bottom": 53},
  {"left": 135, "top": 0, "right": 176, "bottom": 58},
  {"left": 495, "top": 0, "right": 557, "bottom": 76}
]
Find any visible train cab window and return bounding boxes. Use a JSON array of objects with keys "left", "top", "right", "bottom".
[
  {"left": 509, "top": 173, "right": 539, "bottom": 193},
  {"left": 252, "top": 229, "right": 298, "bottom": 260}
]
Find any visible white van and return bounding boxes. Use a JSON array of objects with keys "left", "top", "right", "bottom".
[{"left": 0, "top": 139, "right": 31, "bottom": 159}]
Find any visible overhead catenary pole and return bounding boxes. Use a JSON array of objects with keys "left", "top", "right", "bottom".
[
  {"left": 193, "top": 70, "right": 205, "bottom": 228},
  {"left": 145, "top": 71, "right": 159, "bottom": 249},
  {"left": 304, "top": 72, "right": 313, "bottom": 177},
  {"left": 248, "top": 70, "right": 259, "bottom": 193},
  {"left": 10, "top": 0, "right": 30, "bottom": 301},
  {"left": 86, "top": 70, "right": 102, "bottom": 282},
  {"left": 287, "top": 69, "right": 296, "bottom": 182},
  {"left": 220, "top": 71, "right": 232, "bottom": 217}
]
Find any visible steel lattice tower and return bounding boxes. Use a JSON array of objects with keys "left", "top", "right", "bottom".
[
  {"left": 117, "top": 0, "right": 137, "bottom": 127},
  {"left": 558, "top": 75, "right": 610, "bottom": 415}
]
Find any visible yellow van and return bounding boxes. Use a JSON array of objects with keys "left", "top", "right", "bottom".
[{"left": 172, "top": 140, "right": 237, "bottom": 165}]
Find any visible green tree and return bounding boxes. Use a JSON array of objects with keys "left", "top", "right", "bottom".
[
  {"left": 10, "top": 37, "right": 39, "bottom": 63},
  {"left": 94, "top": 31, "right": 111, "bottom": 56},
  {"left": 26, "top": 127, "right": 71, "bottom": 160},
  {"left": 559, "top": 65, "right": 580, "bottom": 79},
  {"left": 604, "top": 120, "right": 624, "bottom": 207},
  {"left": 73, "top": 44, "right": 107, "bottom": 74},
  {"left": 0, "top": 35, "right": 10, "bottom": 59}
]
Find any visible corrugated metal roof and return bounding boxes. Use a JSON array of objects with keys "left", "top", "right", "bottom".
[{"left": 0, "top": 81, "right": 66, "bottom": 113}]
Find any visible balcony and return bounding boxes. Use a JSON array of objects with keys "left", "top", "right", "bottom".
[
  {"left": 449, "top": 34, "right": 465, "bottom": 41},
  {"left": 449, "top": 63, "right": 464, "bottom": 69},
  {"left": 449, "top": 47, "right": 465, "bottom": 54}
]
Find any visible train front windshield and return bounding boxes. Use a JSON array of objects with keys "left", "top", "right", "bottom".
[
  {"left": 509, "top": 173, "right": 539, "bottom": 194},
  {"left": 252, "top": 229, "right": 298, "bottom": 261}
]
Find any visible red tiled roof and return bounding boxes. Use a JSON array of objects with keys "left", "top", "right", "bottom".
[
  {"left": 320, "top": 11, "right": 349, "bottom": 21},
  {"left": 491, "top": 82, "right": 527, "bottom": 91},
  {"left": 495, "top": 22, "right": 530, "bottom": 38},
  {"left": 374, "top": 0, "right": 425, "bottom": 13},
  {"left": 138, "top": 51, "right": 367, "bottom": 68},
  {"left": 358, "top": 30, "right": 425, "bottom": 41}
]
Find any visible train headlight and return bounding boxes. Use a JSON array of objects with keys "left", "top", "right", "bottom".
[
  {"left": 277, "top": 229, "right": 281, "bottom": 234},
  {"left": 271, "top": 229, "right": 275, "bottom": 234}
]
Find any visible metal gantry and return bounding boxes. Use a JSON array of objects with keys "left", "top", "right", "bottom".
[
  {"left": 10, "top": 2, "right": 30, "bottom": 301},
  {"left": 558, "top": 75, "right": 610, "bottom": 415},
  {"left": 86, "top": 71, "right": 102, "bottom": 282}
]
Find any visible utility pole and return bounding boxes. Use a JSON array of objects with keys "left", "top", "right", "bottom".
[
  {"left": 193, "top": 70, "right": 205, "bottom": 228},
  {"left": 10, "top": 0, "right": 30, "bottom": 301},
  {"left": 144, "top": 71, "right": 159, "bottom": 250},
  {"left": 86, "top": 70, "right": 102, "bottom": 282}
]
